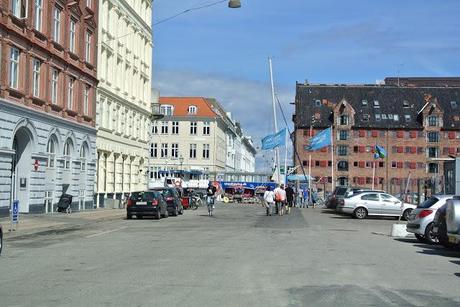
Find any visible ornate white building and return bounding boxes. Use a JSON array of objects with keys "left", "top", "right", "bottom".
[{"left": 95, "top": 0, "right": 154, "bottom": 207}]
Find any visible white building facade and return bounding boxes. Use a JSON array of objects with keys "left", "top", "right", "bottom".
[{"left": 95, "top": 0, "right": 153, "bottom": 207}]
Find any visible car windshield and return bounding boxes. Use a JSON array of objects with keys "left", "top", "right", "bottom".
[
  {"left": 417, "top": 196, "right": 439, "bottom": 208},
  {"left": 334, "top": 187, "right": 348, "bottom": 196},
  {"left": 132, "top": 192, "right": 158, "bottom": 201}
]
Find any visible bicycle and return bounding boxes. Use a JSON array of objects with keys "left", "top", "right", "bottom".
[{"left": 190, "top": 195, "right": 203, "bottom": 210}]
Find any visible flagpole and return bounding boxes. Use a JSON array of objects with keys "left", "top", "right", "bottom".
[
  {"left": 269, "top": 57, "right": 280, "bottom": 184},
  {"left": 284, "top": 128, "right": 288, "bottom": 185},
  {"left": 372, "top": 160, "right": 376, "bottom": 190},
  {"left": 331, "top": 125, "right": 335, "bottom": 192}
]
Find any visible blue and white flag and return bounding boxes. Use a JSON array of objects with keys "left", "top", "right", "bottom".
[
  {"left": 373, "top": 145, "right": 387, "bottom": 159},
  {"left": 261, "top": 128, "right": 286, "bottom": 150},
  {"left": 304, "top": 127, "right": 332, "bottom": 151}
]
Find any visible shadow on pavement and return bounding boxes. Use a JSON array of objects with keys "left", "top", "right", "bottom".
[
  {"left": 394, "top": 238, "right": 419, "bottom": 244},
  {"left": 455, "top": 273, "right": 460, "bottom": 278},
  {"left": 451, "top": 260, "right": 460, "bottom": 265}
]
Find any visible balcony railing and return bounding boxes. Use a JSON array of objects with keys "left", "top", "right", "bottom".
[{"left": 151, "top": 103, "right": 164, "bottom": 120}]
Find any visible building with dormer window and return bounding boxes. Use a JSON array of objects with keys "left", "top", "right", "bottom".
[{"left": 293, "top": 77, "right": 460, "bottom": 196}]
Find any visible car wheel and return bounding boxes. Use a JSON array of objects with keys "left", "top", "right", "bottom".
[
  {"left": 155, "top": 209, "right": 161, "bottom": 220},
  {"left": 424, "top": 223, "right": 438, "bottom": 244},
  {"left": 354, "top": 207, "right": 367, "bottom": 219},
  {"left": 162, "top": 208, "right": 169, "bottom": 218},
  {"left": 173, "top": 206, "right": 178, "bottom": 216},
  {"left": 402, "top": 209, "right": 413, "bottom": 221},
  {"left": 127, "top": 214, "right": 132, "bottom": 220},
  {"left": 415, "top": 234, "right": 425, "bottom": 242}
]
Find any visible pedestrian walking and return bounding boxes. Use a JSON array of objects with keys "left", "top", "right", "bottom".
[
  {"left": 263, "top": 187, "right": 275, "bottom": 216},
  {"left": 302, "top": 188, "right": 309, "bottom": 208},
  {"left": 274, "top": 184, "right": 287, "bottom": 216},
  {"left": 285, "top": 184, "right": 295, "bottom": 213}
]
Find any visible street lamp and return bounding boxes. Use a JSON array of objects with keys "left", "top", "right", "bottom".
[{"left": 228, "top": 0, "right": 241, "bottom": 8}]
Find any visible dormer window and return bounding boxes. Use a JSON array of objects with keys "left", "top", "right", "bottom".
[
  {"left": 160, "top": 105, "right": 174, "bottom": 116},
  {"left": 428, "top": 115, "right": 438, "bottom": 127},
  {"left": 405, "top": 114, "right": 412, "bottom": 122},
  {"left": 338, "top": 115, "right": 349, "bottom": 125},
  {"left": 314, "top": 99, "right": 321, "bottom": 107},
  {"left": 373, "top": 100, "right": 380, "bottom": 108},
  {"left": 403, "top": 100, "right": 410, "bottom": 108},
  {"left": 451, "top": 101, "right": 458, "bottom": 109},
  {"left": 362, "top": 100, "right": 368, "bottom": 106},
  {"left": 188, "top": 105, "right": 197, "bottom": 115}
]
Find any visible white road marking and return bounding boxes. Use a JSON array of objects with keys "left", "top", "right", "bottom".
[{"left": 86, "top": 226, "right": 127, "bottom": 238}]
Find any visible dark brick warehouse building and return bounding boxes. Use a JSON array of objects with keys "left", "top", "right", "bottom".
[{"left": 293, "top": 77, "right": 460, "bottom": 196}]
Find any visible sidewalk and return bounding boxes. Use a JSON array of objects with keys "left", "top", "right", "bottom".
[{"left": 0, "top": 208, "right": 125, "bottom": 239}]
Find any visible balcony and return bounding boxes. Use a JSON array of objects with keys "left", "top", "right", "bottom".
[{"left": 151, "top": 103, "right": 164, "bottom": 120}]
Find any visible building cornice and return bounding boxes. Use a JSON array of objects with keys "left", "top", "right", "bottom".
[{"left": 0, "top": 99, "right": 97, "bottom": 134}]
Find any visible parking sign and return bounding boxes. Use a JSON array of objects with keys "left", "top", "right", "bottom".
[{"left": 12, "top": 200, "right": 19, "bottom": 224}]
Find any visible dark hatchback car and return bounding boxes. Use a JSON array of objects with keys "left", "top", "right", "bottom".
[
  {"left": 433, "top": 204, "right": 456, "bottom": 248},
  {"left": 126, "top": 191, "right": 168, "bottom": 220},
  {"left": 152, "top": 188, "right": 183, "bottom": 216}
]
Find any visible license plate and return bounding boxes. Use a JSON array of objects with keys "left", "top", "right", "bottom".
[{"left": 136, "top": 201, "right": 147, "bottom": 205}]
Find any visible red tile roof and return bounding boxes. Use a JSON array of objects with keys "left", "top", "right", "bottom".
[{"left": 159, "top": 97, "right": 217, "bottom": 118}]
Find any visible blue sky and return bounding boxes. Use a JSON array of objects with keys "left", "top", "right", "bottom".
[{"left": 152, "top": 0, "right": 460, "bottom": 170}]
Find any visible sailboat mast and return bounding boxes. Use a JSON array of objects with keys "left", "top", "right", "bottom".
[{"left": 269, "top": 57, "right": 281, "bottom": 183}]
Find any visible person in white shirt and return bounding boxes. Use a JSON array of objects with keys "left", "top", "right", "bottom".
[
  {"left": 273, "top": 184, "right": 287, "bottom": 216},
  {"left": 263, "top": 186, "right": 275, "bottom": 216}
]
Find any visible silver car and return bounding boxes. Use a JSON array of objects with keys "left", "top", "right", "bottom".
[
  {"left": 337, "top": 191, "right": 416, "bottom": 219},
  {"left": 406, "top": 195, "right": 454, "bottom": 244}
]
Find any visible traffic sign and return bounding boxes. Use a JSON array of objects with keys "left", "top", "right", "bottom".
[{"left": 12, "top": 200, "right": 19, "bottom": 224}]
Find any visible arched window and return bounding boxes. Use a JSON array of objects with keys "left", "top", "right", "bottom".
[
  {"left": 188, "top": 105, "right": 197, "bottom": 115},
  {"left": 46, "top": 138, "right": 56, "bottom": 168},
  {"left": 63, "top": 139, "right": 73, "bottom": 169},
  {"left": 80, "top": 144, "right": 88, "bottom": 171}
]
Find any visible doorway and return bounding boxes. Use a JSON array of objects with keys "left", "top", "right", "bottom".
[{"left": 12, "top": 128, "right": 33, "bottom": 213}]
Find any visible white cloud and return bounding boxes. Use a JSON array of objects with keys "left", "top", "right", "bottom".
[{"left": 154, "top": 68, "right": 295, "bottom": 170}]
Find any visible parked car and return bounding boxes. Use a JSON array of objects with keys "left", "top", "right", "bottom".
[
  {"left": 336, "top": 191, "right": 415, "bottom": 220},
  {"left": 446, "top": 196, "right": 460, "bottom": 246},
  {"left": 406, "top": 195, "right": 454, "bottom": 244},
  {"left": 126, "top": 191, "right": 168, "bottom": 220},
  {"left": 326, "top": 186, "right": 376, "bottom": 209},
  {"left": 0, "top": 224, "right": 3, "bottom": 255},
  {"left": 151, "top": 188, "right": 183, "bottom": 216},
  {"left": 432, "top": 204, "right": 455, "bottom": 248}
]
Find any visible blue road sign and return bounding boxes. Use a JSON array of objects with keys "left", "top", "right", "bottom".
[{"left": 12, "top": 200, "right": 19, "bottom": 223}]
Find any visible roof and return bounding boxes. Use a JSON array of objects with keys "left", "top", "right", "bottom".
[
  {"left": 294, "top": 83, "right": 460, "bottom": 130},
  {"left": 159, "top": 97, "right": 217, "bottom": 118}
]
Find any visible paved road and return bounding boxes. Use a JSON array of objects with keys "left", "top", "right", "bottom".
[{"left": 1, "top": 203, "right": 459, "bottom": 306}]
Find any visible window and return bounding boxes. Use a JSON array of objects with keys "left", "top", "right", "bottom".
[
  {"left": 9, "top": 47, "right": 19, "bottom": 89},
  {"left": 69, "top": 19, "right": 76, "bottom": 53},
  {"left": 338, "top": 145, "right": 348, "bottom": 156},
  {"left": 12, "top": 0, "right": 27, "bottom": 18},
  {"left": 375, "top": 114, "right": 381, "bottom": 121},
  {"left": 427, "top": 147, "right": 439, "bottom": 158},
  {"left": 403, "top": 100, "right": 410, "bottom": 108},
  {"left": 150, "top": 143, "right": 157, "bottom": 158},
  {"left": 428, "top": 115, "right": 438, "bottom": 127},
  {"left": 80, "top": 145, "right": 87, "bottom": 171},
  {"left": 86, "top": 0, "right": 92, "bottom": 8},
  {"left": 172, "top": 121, "right": 179, "bottom": 134},
  {"left": 189, "top": 144, "right": 197, "bottom": 159},
  {"left": 451, "top": 101, "right": 458, "bottom": 109},
  {"left": 405, "top": 114, "right": 411, "bottom": 122},
  {"left": 338, "top": 130, "right": 349, "bottom": 141},
  {"left": 161, "top": 143, "right": 168, "bottom": 158},
  {"left": 51, "top": 69, "right": 59, "bottom": 104},
  {"left": 337, "top": 161, "right": 348, "bottom": 171},
  {"left": 394, "top": 114, "right": 399, "bottom": 121},
  {"left": 381, "top": 114, "right": 387, "bottom": 120},
  {"left": 161, "top": 121, "right": 168, "bottom": 134},
  {"left": 363, "top": 114, "right": 370, "bottom": 121},
  {"left": 188, "top": 105, "right": 197, "bottom": 114},
  {"left": 53, "top": 6, "right": 61, "bottom": 42},
  {"left": 171, "top": 143, "right": 179, "bottom": 158},
  {"left": 32, "top": 58, "right": 41, "bottom": 97},
  {"left": 203, "top": 144, "right": 210, "bottom": 159},
  {"left": 67, "top": 77, "right": 74, "bottom": 110},
  {"left": 34, "top": 0, "right": 42, "bottom": 31},
  {"left": 315, "top": 99, "right": 321, "bottom": 107},
  {"left": 160, "top": 105, "right": 174, "bottom": 116},
  {"left": 152, "top": 122, "right": 158, "bottom": 134},
  {"left": 338, "top": 177, "right": 348, "bottom": 186},
  {"left": 428, "top": 163, "right": 439, "bottom": 174},
  {"left": 82, "top": 85, "right": 90, "bottom": 115},
  {"left": 373, "top": 100, "right": 380, "bottom": 108},
  {"left": 339, "top": 115, "right": 349, "bottom": 125},
  {"left": 85, "top": 31, "right": 92, "bottom": 63},
  {"left": 203, "top": 122, "right": 210, "bottom": 135},
  {"left": 63, "top": 140, "right": 72, "bottom": 169},
  {"left": 427, "top": 132, "right": 439, "bottom": 143},
  {"left": 190, "top": 122, "right": 197, "bottom": 135},
  {"left": 361, "top": 193, "right": 379, "bottom": 201},
  {"left": 46, "top": 138, "right": 56, "bottom": 168},
  {"left": 362, "top": 100, "right": 368, "bottom": 106}
]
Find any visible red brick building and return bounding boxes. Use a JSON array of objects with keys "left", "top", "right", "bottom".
[
  {"left": 293, "top": 78, "right": 460, "bottom": 195},
  {"left": 0, "top": 0, "right": 98, "bottom": 215}
]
